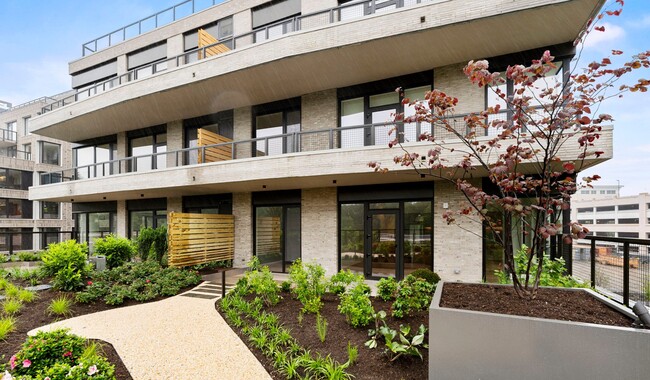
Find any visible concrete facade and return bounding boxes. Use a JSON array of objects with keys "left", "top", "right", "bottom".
[{"left": 24, "top": 0, "right": 609, "bottom": 280}]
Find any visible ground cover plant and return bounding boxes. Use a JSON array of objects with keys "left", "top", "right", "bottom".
[{"left": 218, "top": 261, "right": 432, "bottom": 379}]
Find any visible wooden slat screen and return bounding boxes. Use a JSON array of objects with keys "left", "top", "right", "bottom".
[
  {"left": 197, "top": 128, "right": 233, "bottom": 163},
  {"left": 168, "top": 212, "right": 234, "bottom": 267},
  {"left": 197, "top": 29, "right": 231, "bottom": 60},
  {"left": 256, "top": 216, "right": 281, "bottom": 255}
]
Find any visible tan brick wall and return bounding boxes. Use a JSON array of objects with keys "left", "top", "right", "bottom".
[
  {"left": 434, "top": 63, "right": 485, "bottom": 139},
  {"left": 167, "top": 197, "right": 182, "bottom": 214},
  {"left": 234, "top": 107, "right": 252, "bottom": 159},
  {"left": 301, "top": 187, "right": 338, "bottom": 275},
  {"left": 434, "top": 181, "right": 483, "bottom": 282},
  {"left": 116, "top": 200, "right": 127, "bottom": 237},
  {"left": 166, "top": 120, "right": 183, "bottom": 168},
  {"left": 233, "top": 192, "right": 253, "bottom": 267},
  {"left": 301, "top": 89, "right": 337, "bottom": 152}
]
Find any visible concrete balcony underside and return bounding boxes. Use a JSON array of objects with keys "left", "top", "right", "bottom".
[
  {"left": 31, "top": 0, "right": 602, "bottom": 142},
  {"left": 29, "top": 129, "right": 612, "bottom": 203}
]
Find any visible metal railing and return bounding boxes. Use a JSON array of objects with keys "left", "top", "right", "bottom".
[
  {"left": 5, "top": 96, "right": 56, "bottom": 111},
  {"left": 0, "top": 148, "right": 31, "bottom": 160},
  {"left": 572, "top": 236, "right": 650, "bottom": 307},
  {"left": 0, "top": 128, "right": 17, "bottom": 143},
  {"left": 47, "top": 0, "right": 435, "bottom": 113},
  {"left": 0, "top": 231, "right": 77, "bottom": 255},
  {"left": 82, "top": 0, "right": 229, "bottom": 56}
]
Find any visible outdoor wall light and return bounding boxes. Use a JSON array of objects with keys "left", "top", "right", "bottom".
[
  {"left": 140, "top": 194, "right": 144, "bottom": 197},
  {"left": 70, "top": 199, "right": 74, "bottom": 202},
  {"left": 420, "top": 174, "right": 426, "bottom": 179},
  {"left": 632, "top": 303, "right": 650, "bottom": 328},
  {"left": 103, "top": 197, "right": 106, "bottom": 200},
  {"left": 420, "top": 16, "right": 426, "bottom": 23},
  {"left": 262, "top": 185, "right": 267, "bottom": 189},
  {"left": 333, "top": 179, "right": 337, "bottom": 184}
]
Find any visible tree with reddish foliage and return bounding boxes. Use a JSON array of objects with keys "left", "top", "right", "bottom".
[{"left": 369, "top": 0, "right": 650, "bottom": 298}]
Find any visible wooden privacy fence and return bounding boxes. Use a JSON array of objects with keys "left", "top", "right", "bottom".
[
  {"left": 198, "top": 128, "right": 233, "bottom": 163},
  {"left": 167, "top": 212, "right": 234, "bottom": 268}
]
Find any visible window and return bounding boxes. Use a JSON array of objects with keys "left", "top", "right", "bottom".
[
  {"left": 606, "top": 190, "right": 616, "bottom": 194},
  {"left": 75, "top": 211, "right": 116, "bottom": 252},
  {"left": 128, "top": 128, "right": 166, "bottom": 172},
  {"left": 577, "top": 207, "right": 593, "bottom": 213},
  {"left": 596, "top": 219, "right": 615, "bottom": 224},
  {"left": 618, "top": 232, "right": 639, "bottom": 238},
  {"left": 0, "top": 228, "right": 33, "bottom": 251},
  {"left": 3, "top": 121, "right": 16, "bottom": 142},
  {"left": 618, "top": 204, "right": 639, "bottom": 211},
  {"left": 129, "top": 210, "right": 167, "bottom": 238},
  {"left": 596, "top": 206, "right": 615, "bottom": 212},
  {"left": 74, "top": 142, "right": 117, "bottom": 179},
  {"left": 618, "top": 218, "right": 638, "bottom": 224},
  {"left": 0, "top": 169, "right": 32, "bottom": 190},
  {"left": 0, "top": 199, "right": 32, "bottom": 219},
  {"left": 252, "top": 0, "right": 301, "bottom": 42},
  {"left": 22, "top": 144, "right": 31, "bottom": 160},
  {"left": 41, "top": 202, "right": 60, "bottom": 219},
  {"left": 580, "top": 190, "right": 589, "bottom": 194},
  {"left": 577, "top": 219, "right": 593, "bottom": 224},
  {"left": 595, "top": 232, "right": 615, "bottom": 237},
  {"left": 40, "top": 141, "right": 61, "bottom": 165},
  {"left": 183, "top": 16, "right": 234, "bottom": 51},
  {"left": 23, "top": 116, "right": 31, "bottom": 136},
  {"left": 41, "top": 227, "right": 60, "bottom": 249},
  {"left": 253, "top": 99, "right": 300, "bottom": 156}
]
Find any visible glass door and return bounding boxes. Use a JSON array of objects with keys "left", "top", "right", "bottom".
[
  {"left": 367, "top": 210, "right": 399, "bottom": 278},
  {"left": 371, "top": 108, "right": 397, "bottom": 147}
]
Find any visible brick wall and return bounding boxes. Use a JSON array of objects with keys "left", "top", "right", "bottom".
[
  {"left": 301, "top": 187, "right": 338, "bottom": 275},
  {"left": 234, "top": 107, "right": 252, "bottom": 158},
  {"left": 233, "top": 192, "right": 253, "bottom": 267},
  {"left": 301, "top": 89, "right": 337, "bottom": 152}
]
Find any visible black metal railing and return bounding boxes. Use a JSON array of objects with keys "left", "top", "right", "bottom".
[
  {"left": 572, "top": 236, "right": 650, "bottom": 307},
  {"left": 0, "top": 230, "right": 77, "bottom": 256}
]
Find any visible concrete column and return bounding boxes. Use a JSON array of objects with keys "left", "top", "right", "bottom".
[
  {"left": 301, "top": 187, "right": 338, "bottom": 276},
  {"left": 116, "top": 55, "right": 128, "bottom": 76},
  {"left": 167, "top": 197, "right": 183, "bottom": 214},
  {"left": 433, "top": 181, "right": 482, "bottom": 282},
  {"left": 116, "top": 200, "right": 128, "bottom": 238},
  {"left": 233, "top": 10, "right": 253, "bottom": 47},
  {"left": 234, "top": 107, "right": 252, "bottom": 159},
  {"left": 167, "top": 34, "right": 184, "bottom": 69},
  {"left": 233, "top": 192, "right": 252, "bottom": 268},
  {"left": 33, "top": 226, "right": 41, "bottom": 251},
  {"left": 116, "top": 132, "right": 128, "bottom": 173},
  {"left": 166, "top": 120, "right": 183, "bottom": 168}
]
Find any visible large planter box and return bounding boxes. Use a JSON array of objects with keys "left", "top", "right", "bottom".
[{"left": 429, "top": 282, "right": 650, "bottom": 380}]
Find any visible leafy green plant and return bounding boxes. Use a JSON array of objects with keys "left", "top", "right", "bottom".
[
  {"left": 391, "top": 275, "right": 435, "bottom": 318},
  {"left": 17, "top": 251, "right": 42, "bottom": 262},
  {"left": 244, "top": 264, "right": 281, "bottom": 306},
  {"left": 347, "top": 342, "right": 358, "bottom": 366},
  {"left": 48, "top": 296, "right": 73, "bottom": 317},
  {"left": 0, "top": 316, "right": 16, "bottom": 340},
  {"left": 409, "top": 268, "right": 441, "bottom": 285},
  {"left": 376, "top": 324, "right": 428, "bottom": 362},
  {"left": 93, "top": 234, "right": 136, "bottom": 269},
  {"left": 316, "top": 313, "right": 328, "bottom": 343},
  {"left": 0, "top": 277, "right": 9, "bottom": 290},
  {"left": 338, "top": 282, "right": 375, "bottom": 328},
  {"left": 135, "top": 226, "right": 167, "bottom": 265},
  {"left": 644, "top": 280, "right": 650, "bottom": 301},
  {"left": 3, "top": 299, "right": 22, "bottom": 315},
  {"left": 328, "top": 269, "right": 364, "bottom": 295},
  {"left": 280, "top": 280, "right": 292, "bottom": 292},
  {"left": 289, "top": 259, "right": 327, "bottom": 313},
  {"left": 41, "top": 240, "right": 90, "bottom": 291},
  {"left": 495, "top": 245, "right": 588, "bottom": 288},
  {"left": 304, "top": 353, "right": 353, "bottom": 380},
  {"left": 17, "top": 289, "right": 37, "bottom": 303},
  {"left": 377, "top": 277, "right": 398, "bottom": 301},
  {"left": 4, "top": 284, "right": 20, "bottom": 299}
]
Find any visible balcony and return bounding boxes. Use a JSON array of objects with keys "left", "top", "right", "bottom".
[
  {"left": 30, "top": 0, "right": 605, "bottom": 142},
  {"left": 0, "top": 128, "right": 17, "bottom": 148},
  {"left": 30, "top": 121, "right": 613, "bottom": 203}
]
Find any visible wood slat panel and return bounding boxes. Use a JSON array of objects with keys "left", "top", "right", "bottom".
[
  {"left": 197, "top": 128, "right": 233, "bottom": 163},
  {"left": 197, "top": 29, "right": 231, "bottom": 60},
  {"left": 168, "top": 212, "right": 235, "bottom": 268}
]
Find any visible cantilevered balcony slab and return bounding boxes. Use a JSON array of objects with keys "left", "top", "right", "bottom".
[
  {"left": 30, "top": 0, "right": 604, "bottom": 142},
  {"left": 29, "top": 127, "right": 613, "bottom": 203}
]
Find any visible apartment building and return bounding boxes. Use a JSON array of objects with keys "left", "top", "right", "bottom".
[
  {"left": 0, "top": 97, "right": 73, "bottom": 252},
  {"left": 27, "top": 0, "right": 610, "bottom": 281}
]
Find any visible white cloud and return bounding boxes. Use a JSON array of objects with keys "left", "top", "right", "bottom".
[{"left": 582, "top": 22, "right": 626, "bottom": 51}]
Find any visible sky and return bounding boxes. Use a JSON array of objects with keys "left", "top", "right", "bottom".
[{"left": 0, "top": 0, "right": 649, "bottom": 196}]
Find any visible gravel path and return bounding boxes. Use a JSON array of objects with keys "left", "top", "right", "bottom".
[{"left": 30, "top": 285, "right": 272, "bottom": 380}]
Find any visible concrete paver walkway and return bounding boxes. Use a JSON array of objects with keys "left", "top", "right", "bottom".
[{"left": 31, "top": 282, "right": 271, "bottom": 380}]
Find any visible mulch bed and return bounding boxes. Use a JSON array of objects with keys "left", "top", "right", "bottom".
[
  {"left": 440, "top": 283, "right": 635, "bottom": 327},
  {"left": 218, "top": 291, "right": 429, "bottom": 380}
]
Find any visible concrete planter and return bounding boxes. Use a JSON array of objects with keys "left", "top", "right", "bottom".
[
  {"left": 429, "top": 282, "right": 650, "bottom": 380},
  {"left": 0, "top": 261, "right": 41, "bottom": 269}
]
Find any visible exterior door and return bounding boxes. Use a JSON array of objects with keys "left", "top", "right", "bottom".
[{"left": 366, "top": 210, "right": 400, "bottom": 278}]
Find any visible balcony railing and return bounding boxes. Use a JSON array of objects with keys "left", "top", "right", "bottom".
[
  {"left": 45, "top": 0, "right": 435, "bottom": 114},
  {"left": 0, "top": 148, "right": 31, "bottom": 161},
  {"left": 573, "top": 236, "right": 650, "bottom": 307},
  {"left": 0, "top": 128, "right": 17, "bottom": 143},
  {"left": 82, "top": 0, "right": 229, "bottom": 56}
]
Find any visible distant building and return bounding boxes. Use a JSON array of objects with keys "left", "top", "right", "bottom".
[
  {"left": 0, "top": 100, "right": 11, "bottom": 113},
  {"left": 573, "top": 184, "right": 621, "bottom": 201}
]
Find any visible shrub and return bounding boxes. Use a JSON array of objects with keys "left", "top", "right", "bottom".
[
  {"left": 93, "top": 234, "right": 136, "bottom": 269},
  {"left": 3, "top": 299, "right": 23, "bottom": 315},
  {"left": 4, "top": 283, "right": 20, "bottom": 299},
  {"left": 289, "top": 259, "right": 327, "bottom": 314},
  {"left": 338, "top": 283, "right": 375, "bottom": 328},
  {"left": 48, "top": 296, "right": 73, "bottom": 317},
  {"left": 409, "top": 268, "right": 441, "bottom": 285},
  {"left": 245, "top": 264, "right": 281, "bottom": 306},
  {"left": 17, "top": 251, "right": 42, "bottom": 262},
  {"left": 280, "top": 280, "right": 292, "bottom": 292},
  {"left": 316, "top": 314, "right": 328, "bottom": 343},
  {"left": 17, "top": 289, "right": 37, "bottom": 303},
  {"left": 135, "top": 226, "right": 167, "bottom": 265},
  {"left": 0, "top": 316, "right": 16, "bottom": 340},
  {"left": 391, "top": 275, "right": 434, "bottom": 318},
  {"left": 377, "top": 277, "right": 398, "bottom": 301},
  {"left": 328, "top": 270, "right": 364, "bottom": 295},
  {"left": 41, "top": 240, "right": 90, "bottom": 291}
]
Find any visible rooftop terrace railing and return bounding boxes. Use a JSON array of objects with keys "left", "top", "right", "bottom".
[
  {"left": 573, "top": 236, "right": 650, "bottom": 307},
  {"left": 46, "top": 0, "right": 435, "bottom": 114},
  {"left": 82, "top": 0, "right": 229, "bottom": 56}
]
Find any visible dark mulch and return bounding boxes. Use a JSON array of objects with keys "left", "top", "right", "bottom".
[
  {"left": 218, "top": 292, "right": 429, "bottom": 380},
  {"left": 440, "top": 283, "right": 635, "bottom": 328}
]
